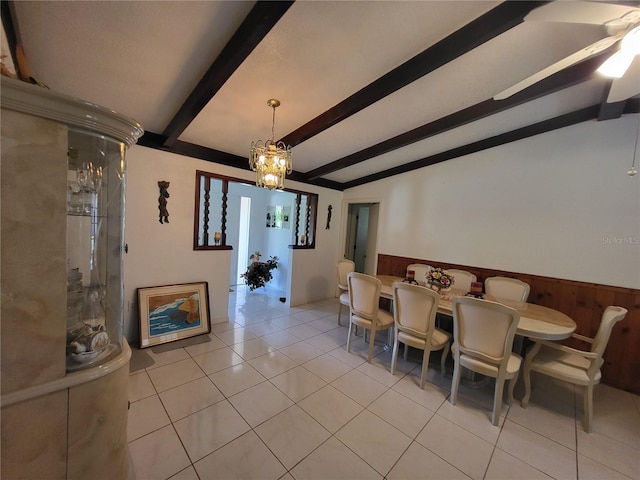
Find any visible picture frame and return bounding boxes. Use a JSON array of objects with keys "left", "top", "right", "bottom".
[{"left": 137, "top": 282, "right": 211, "bottom": 348}]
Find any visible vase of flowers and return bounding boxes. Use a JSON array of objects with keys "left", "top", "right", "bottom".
[
  {"left": 242, "top": 252, "right": 279, "bottom": 291},
  {"left": 426, "top": 267, "right": 454, "bottom": 293}
]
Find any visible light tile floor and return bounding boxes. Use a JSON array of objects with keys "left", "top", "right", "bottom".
[{"left": 128, "top": 286, "right": 640, "bottom": 480}]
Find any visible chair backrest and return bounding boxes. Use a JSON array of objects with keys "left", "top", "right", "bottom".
[
  {"left": 337, "top": 259, "right": 355, "bottom": 290},
  {"left": 347, "top": 272, "right": 382, "bottom": 321},
  {"left": 485, "top": 276, "right": 530, "bottom": 303},
  {"left": 392, "top": 282, "right": 439, "bottom": 338},
  {"left": 452, "top": 296, "right": 520, "bottom": 366},
  {"left": 447, "top": 269, "right": 478, "bottom": 293},
  {"left": 591, "top": 306, "right": 627, "bottom": 355},
  {"left": 407, "top": 264, "right": 432, "bottom": 285}
]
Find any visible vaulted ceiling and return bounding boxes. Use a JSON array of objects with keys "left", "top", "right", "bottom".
[{"left": 4, "top": 1, "right": 640, "bottom": 190}]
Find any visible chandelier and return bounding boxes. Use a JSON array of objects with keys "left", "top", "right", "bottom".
[{"left": 249, "top": 99, "right": 293, "bottom": 190}]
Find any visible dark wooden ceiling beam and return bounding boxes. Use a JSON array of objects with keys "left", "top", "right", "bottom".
[
  {"left": 342, "top": 99, "right": 640, "bottom": 189},
  {"left": 279, "top": 1, "right": 547, "bottom": 148},
  {"left": 305, "top": 52, "right": 609, "bottom": 180},
  {"left": 138, "top": 131, "right": 344, "bottom": 191},
  {"left": 342, "top": 106, "right": 601, "bottom": 189},
  {"left": 161, "top": 1, "right": 294, "bottom": 147}
]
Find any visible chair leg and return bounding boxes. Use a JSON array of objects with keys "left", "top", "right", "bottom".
[
  {"left": 440, "top": 343, "right": 450, "bottom": 377},
  {"left": 492, "top": 379, "right": 505, "bottom": 426},
  {"left": 346, "top": 321, "right": 354, "bottom": 353},
  {"left": 390, "top": 338, "right": 399, "bottom": 375},
  {"left": 508, "top": 371, "right": 519, "bottom": 406},
  {"left": 583, "top": 384, "right": 594, "bottom": 433},
  {"left": 450, "top": 362, "right": 461, "bottom": 405},
  {"left": 337, "top": 303, "right": 342, "bottom": 326},
  {"left": 522, "top": 367, "right": 532, "bottom": 408},
  {"left": 420, "top": 348, "right": 430, "bottom": 389},
  {"left": 367, "top": 327, "right": 376, "bottom": 363},
  {"left": 404, "top": 345, "right": 409, "bottom": 360},
  {"left": 521, "top": 342, "right": 541, "bottom": 408}
]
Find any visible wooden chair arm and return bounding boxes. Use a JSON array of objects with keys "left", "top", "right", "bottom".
[
  {"left": 535, "top": 340, "right": 600, "bottom": 360},
  {"left": 571, "top": 333, "right": 594, "bottom": 343}
]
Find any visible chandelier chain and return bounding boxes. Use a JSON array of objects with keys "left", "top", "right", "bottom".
[{"left": 271, "top": 105, "right": 276, "bottom": 143}]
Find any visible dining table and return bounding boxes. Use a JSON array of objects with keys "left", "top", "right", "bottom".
[{"left": 376, "top": 275, "right": 576, "bottom": 341}]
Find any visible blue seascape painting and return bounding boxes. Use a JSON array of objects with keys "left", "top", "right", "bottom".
[{"left": 149, "top": 293, "right": 201, "bottom": 337}]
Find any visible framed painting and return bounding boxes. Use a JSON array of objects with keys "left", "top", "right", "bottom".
[{"left": 138, "top": 282, "right": 211, "bottom": 348}]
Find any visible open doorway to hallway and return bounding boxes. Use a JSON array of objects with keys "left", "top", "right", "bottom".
[
  {"left": 344, "top": 203, "right": 379, "bottom": 274},
  {"left": 234, "top": 196, "right": 251, "bottom": 287}
]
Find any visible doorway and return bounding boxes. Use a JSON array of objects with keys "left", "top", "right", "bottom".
[
  {"left": 235, "top": 196, "right": 251, "bottom": 285},
  {"left": 344, "top": 203, "right": 379, "bottom": 274}
]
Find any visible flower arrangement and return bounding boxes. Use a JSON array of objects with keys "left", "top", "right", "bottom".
[
  {"left": 241, "top": 253, "right": 279, "bottom": 291},
  {"left": 426, "top": 267, "right": 454, "bottom": 291}
]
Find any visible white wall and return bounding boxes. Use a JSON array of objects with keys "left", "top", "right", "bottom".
[
  {"left": 123, "top": 115, "right": 638, "bottom": 344},
  {"left": 343, "top": 116, "right": 640, "bottom": 289},
  {"left": 123, "top": 145, "right": 343, "bottom": 342}
]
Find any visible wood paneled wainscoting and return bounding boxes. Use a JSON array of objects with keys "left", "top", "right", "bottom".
[{"left": 377, "top": 254, "right": 640, "bottom": 395}]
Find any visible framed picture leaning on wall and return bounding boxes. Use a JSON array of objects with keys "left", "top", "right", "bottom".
[{"left": 137, "top": 282, "right": 211, "bottom": 348}]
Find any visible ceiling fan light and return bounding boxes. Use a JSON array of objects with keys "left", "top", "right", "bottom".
[
  {"left": 597, "top": 51, "right": 634, "bottom": 78},
  {"left": 621, "top": 25, "right": 640, "bottom": 55}
]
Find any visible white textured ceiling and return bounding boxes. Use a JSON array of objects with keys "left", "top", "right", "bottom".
[{"left": 7, "top": 0, "right": 639, "bottom": 189}]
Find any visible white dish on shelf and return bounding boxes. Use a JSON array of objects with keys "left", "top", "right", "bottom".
[
  {"left": 67, "top": 343, "right": 117, "bottom": 371},
  {"left": 71, "top": 349, "right": 101, "bottom": 364}
]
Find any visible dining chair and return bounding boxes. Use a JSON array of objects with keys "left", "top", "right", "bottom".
[
  {"left": 347, "top": 272, "right": 394, "bottom": 363},
  {"left": 521, "top": 306, "right": 627, "bottom": 433},
  {"left": 450, "top": 296, "right": 521, "bottom": 425},
  {"left": 485, "top": 276, "right": 530, "bottom": 302},
  {"left": 336, "top": 259, "right": 355, "bottom": 326},
  {"left": 406, "top": 263, "right": 432, "bottom": 286},
  {"left": 391, "top": 282, "right": 451, "bottom": 388},
  {"left": 447, "top": 269, "right": 477, "bottom": 293}
]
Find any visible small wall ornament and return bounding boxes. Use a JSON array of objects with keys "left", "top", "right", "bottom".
[
  {"left": 158, "top": 181, "right": 170, "bottom": 224},
  {"left": 326, "top": 204, "right": 332, "bottom": 229}
]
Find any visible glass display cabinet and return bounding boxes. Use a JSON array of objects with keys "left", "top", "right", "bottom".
[{"left": 1, "top": 76, "right": 143, "bottom": 479}]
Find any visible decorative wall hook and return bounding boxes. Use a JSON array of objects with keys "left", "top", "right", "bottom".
[{"left": 158, "top": 181, "right": 170, "bottom": 224}]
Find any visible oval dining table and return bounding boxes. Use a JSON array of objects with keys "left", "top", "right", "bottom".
[{"left": 376, "top": 275, "right": 576, "bottom": 341}]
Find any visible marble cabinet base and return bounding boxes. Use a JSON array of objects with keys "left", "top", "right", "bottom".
[{"left": 1, "top": 341, "right": 133, "bottom": 480}]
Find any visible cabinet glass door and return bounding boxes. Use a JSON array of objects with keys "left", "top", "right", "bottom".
[{"left": 66, "top": 128, "right": 125, "bottom": 371}]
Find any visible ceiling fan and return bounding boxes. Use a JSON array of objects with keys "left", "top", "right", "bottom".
[{"left": 494, "top": 1, "right": 640, "bottom": 103}]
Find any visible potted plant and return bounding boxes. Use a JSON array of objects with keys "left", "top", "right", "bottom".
[{"left": 241, "top": 251, "right": 279, "bottom": 291}]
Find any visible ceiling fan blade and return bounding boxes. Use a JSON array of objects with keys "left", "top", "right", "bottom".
[
  {"left": 607, "top": 55, "right": 640, "bottom": 102},
  {"left": 525, "top": 2, "right": 640, "bottom": 26},
  {"left": 494, "top": 36, "right": 620, "bottom": 100}
]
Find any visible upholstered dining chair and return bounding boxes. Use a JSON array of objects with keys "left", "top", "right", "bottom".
[
  {"left": 347, "top": 272, "right": 394, "bottom": 363},
  {"left": 447, "top": 269, "right": 477, "bottom": 293},
  {"left": 336, "top": 259, "right": 355, "bottom": 326},
  {"left": 521, "top": 306, "right": 627, "bottom": 433},
  {"left": 391, "top": 282, "right": 451, "bottom": 388},
  {"left": 407, "top": 263, "right": 432, "bottom": 286},
  {"left": 485, "top": 276, "right": 530, "bottom": 302},
  {"left": 450, "top": 296, "right": 521, "bottom": 425}
]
